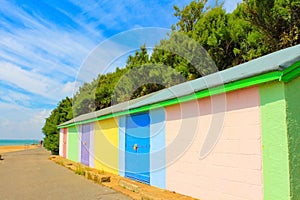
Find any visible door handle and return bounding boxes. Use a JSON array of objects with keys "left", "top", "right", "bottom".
[{"left": 133, "top": 144, "right": 138, "bottom": 151}]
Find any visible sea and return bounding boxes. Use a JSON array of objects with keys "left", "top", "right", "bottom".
[{"left": 0, "top": 139, "right": 40, "bottom": 146}]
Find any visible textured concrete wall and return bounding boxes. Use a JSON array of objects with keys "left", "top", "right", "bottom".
[
  {"left": 284, "top": 76, "right": 300, "bottom": 199},
  {"left": 118, "top": 116, "right": 126, "bottom": 177},
  {"left": 63, "top": 128, "right": 67, "bottom": 158},
  {"left": 67, "top": 126, "right": 79, "bottom": 162},
  {"left": 94, "top": 118, "right": 119, "bottom": 175},
  {"left": 89, "top": 123, "right": 95, "bottom": 168},
  {"left": 165, "top": 86, "right": 263, "bottom": 200},
  {"left": 150, "top": 108, "right": 166, "bottom": 189},
  {"left": 78, "top": 125, "right": 81, "bottom": 165},
  {"left": 59, "top": 128, "right": 63, "bottom": 157},
  {"left": 260, "top": 81, "right": 290, "bottom": 200}
]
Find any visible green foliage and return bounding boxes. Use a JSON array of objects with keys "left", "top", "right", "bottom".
[
  {"left": 113, "top": 63, "right": 185, "bottom": 103},
  {"left": 68, "top": 0, "right": 300, "bottom": 117},
  {"left": 75, "top": 166, "right": 86, "bottom": 176},
  {"left": 243, "top": 0, "right": 300, "bottom": 50},
  {"left": 95, "top": 68, "right": 128, "bottom": 109},
  {"left": 72, "top": 67, "right": 128, "bottom": 116},
  {"left": 227, "top": 3, "right": 269, "bottom": 64},
  {"left": 72, "top": 82, "right": 97, "bottom": 116},
  {"left": 44, "top": 0, "right": 300, "bottom": 142},
  {"left": 42, "top": 97, "right": 73, "bottom": 154},
  {"left": 126, "top": 44, "right": 150, "bottom": 68},
  {"left": 151, "top": 31, "right": 216, "bottom": 78},
  {"left": 173, "top": 0, "right": 207, "bottom": 33},
  {"left": 192, "top": 6, "right": 234, "bottom": 70}
]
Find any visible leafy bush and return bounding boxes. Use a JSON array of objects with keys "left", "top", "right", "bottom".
[{"left": 42, "top": 97, "right": 72, "bottom": 154}]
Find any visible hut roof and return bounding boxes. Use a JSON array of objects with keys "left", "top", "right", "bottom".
[{"left": 59, "top": 44, "right": 300, "bottom": 128}]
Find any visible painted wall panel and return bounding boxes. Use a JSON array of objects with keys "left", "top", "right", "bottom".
[
  {"left": 78, "top": 125, "right": 81, "bottom": 164},
  {"left": 94, "top": 118, "right": 119, "bottom": 175},
  {"left": 165, "top": 99, "right": 201, "bottom": 164},
  {"left": 166, "top": 86, "right": 263, "bottom": 200},
  {"left": 126, "top": 113, "right": 150, "bottom": 128},
  {"left": 150, "top": 108, "right": 166, "bottom": 189},
  {"left": 59, "top": 128, "right": 63, "bottom": 157},
  {"left": 260, "top": 81, "right": 290, "bottom": 200},
  {"left": 285, "top": 76, "right": 300, "bottom": 199},
  {"left": 119, "top": 116, "right": 126, "bottom": 177},
  {"left": 89, "top": 123, "right": 95, "bottom": 168},
  {"left": 81, "top": 124, "right": 90, "bottom": 166},
  {"left": 67, "top": 126, "right": 79, "bottom": 162},
  {"left": 63, "top": 128, "right": 67, "bottom": 158},
  {"left": 125, "top": 112, "right": 150, "bottom": 184}
]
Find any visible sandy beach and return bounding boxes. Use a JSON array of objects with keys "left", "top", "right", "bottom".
[{"left": 0, "top": 144, "right": 38, "bottom": 154}]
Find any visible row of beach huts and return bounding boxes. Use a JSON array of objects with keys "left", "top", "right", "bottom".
[{"left": 58, "top": 45, "right": 300, "bottom": 200}]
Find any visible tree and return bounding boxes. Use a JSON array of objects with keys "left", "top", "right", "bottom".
[
  {"left": 112, "top": 63, "right": 185, "bottom": 103},
  {"left": 173, "top": 0, "right": 207, "bottom": 33},
  {"left": 95, "top": 67, "right": 128, "bottom": 109},
  {"left": 44, "top": 0, "right": 300, "bottom": 128},
  {"left": 126, "top": 44, "right": 150, "bottom": 68},
  {"left": 226, "top": 3, "right": 268, "bottom": 65},
  {"left": 243, "top": 0, "right": 300, "bottom": 50},
  {"left": 72, "top": 82, "right": 97, "bottom": 116},
  {"left": 42, "top": 0, "right": 300, "bottom": 154},
  {"left": 192, "top": 6, "right": 234, "bottom": 70},
  {"left": 42, "top": 97, "right": 73, "bottom": 154}
]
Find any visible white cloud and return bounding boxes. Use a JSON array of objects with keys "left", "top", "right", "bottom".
[
  {"left": 0, "top": 1, "right": 102, "bottom": 139},
  {"left": 0, "top": 25, "right": 94, "bottom": 81},
  {"left": 0, "top": 1, "right": 103, "bottom": 105},
  {"left": 0, "top": 102, "right": 51, "bottom": 139},
  {"left": 0, "top": 0, "right": 196, "bottom": 139},
  {"left": 0, "top": 119, "right": 11, "bottom": 128},
  {"left": 77, "top": 27, "right": 171, "bottom": 82},
  {"left": 0, "top": 1, "right": 97, "bottom": 139},
  {"left": 30, "top": 109, "right": 51, "bottom": 124},
  {"left": 0, "top": 89, "right": 31, "bottom": 105},
  {"left": 0, "top": 1, "right": 101, "bottom": 78},
  {"left": 0, "top": 62, "right": 55, "bottom": 100},
  {"left": 60, "top": 81, "right": 81, "bottom": 97},
  {"left": 67, "top": 0, "right": 190, "bottom": 32}
]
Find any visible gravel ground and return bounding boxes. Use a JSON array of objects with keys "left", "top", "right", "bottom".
[{"left": 0, "top": 148, "right": 132, "bottom": 200}]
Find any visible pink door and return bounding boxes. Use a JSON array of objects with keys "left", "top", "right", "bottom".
[{"left": 63, "top": 128, "right": 67, "bottom": 158}]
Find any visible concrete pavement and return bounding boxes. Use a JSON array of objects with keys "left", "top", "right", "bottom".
[{"left": 0, "top": 148, "right": 132, "bottom": 200}]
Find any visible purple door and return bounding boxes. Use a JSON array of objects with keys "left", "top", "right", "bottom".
[{"left": 81, "top": 124, "right": 90, "bottom": 166}]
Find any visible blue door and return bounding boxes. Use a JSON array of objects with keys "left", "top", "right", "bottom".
[{"left": 125, "top": 112, "right": 150, "bottom": 184}]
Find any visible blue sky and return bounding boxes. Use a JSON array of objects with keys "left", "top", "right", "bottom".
[{"left": 0, "top": 0, "right": 242, "bottom": 140}]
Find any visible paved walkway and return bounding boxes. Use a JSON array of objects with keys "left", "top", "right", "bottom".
[{"left": 0, "top": 148, "right": 131, "bottom": 200}]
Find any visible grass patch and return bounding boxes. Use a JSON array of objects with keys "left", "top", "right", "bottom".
[
  {"left": 87, "top": 171, "right": 93, "bottom": 180},
  {"left": 75, "top": 167, "right": 85, "bottom": 176},
  {"left": 56, "top": 160, "right": 64, "bottom": 166}
]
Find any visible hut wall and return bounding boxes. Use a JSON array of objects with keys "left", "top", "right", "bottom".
[
  {"left": 59, "top": 128, "right": 63, "bottom": 157},
  {"left": 119, "top": 116, "right": 126, "bottom": 177},
  {"left": 94, "top": 118, "right": 119, "bottom": 174},
  {"left": 284, "top": 76, "right": 300, "bottom": 199},
  {"left": 79, "top": 123, "right": 94, "bottom": 167},
  {"left": 165, "top": 86, "right": 263, "bottom": 200},
  {"left": 149, "top": 108, "right": 166, "bottom": 189},
  {"left": 67, "top": 126, "right": 79, "bottom": 162}
]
